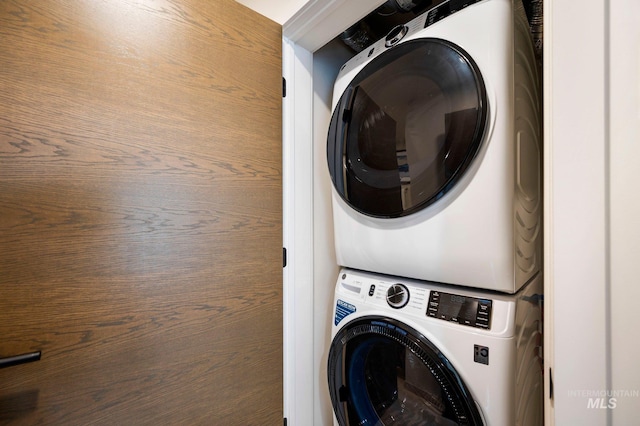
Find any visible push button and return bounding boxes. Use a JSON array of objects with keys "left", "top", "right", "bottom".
[
  {"left": 427, "top": 291, "right": 440, "bottom": 317},
  {"left": 474, "top": 345, "right": 489, "bottom": 365}
]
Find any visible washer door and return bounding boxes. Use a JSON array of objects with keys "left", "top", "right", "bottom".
[
  {"left": 328, "top": 317, "right": 484, "bottom": 425},
  {"left": 327, "top": 39, "right": 487, "bottom": 218}
]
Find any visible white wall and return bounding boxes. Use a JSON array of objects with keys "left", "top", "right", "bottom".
[
  {"left": 609, "top": 0, "right": 640, "bottom": 423},
  {"left": 234, "top": 0, "right": 307, "bottom": 24},
  {"left": 545, "top": 0, "right": 608, "bottom": 422},
  {"left": 546, "top": 0, "right": 640, "bottom": 424}
]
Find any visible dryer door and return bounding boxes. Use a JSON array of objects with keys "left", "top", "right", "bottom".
[
  {"left": 328, "top": 316, "right": 484, "bottom": 426},
  {"left": 327, "top": 39, "right": 487, "bottom": 218}
]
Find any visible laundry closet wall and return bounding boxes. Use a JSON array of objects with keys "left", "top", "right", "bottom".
[{"left": 546, "top": 0, "right": 640, "bottom": 424}]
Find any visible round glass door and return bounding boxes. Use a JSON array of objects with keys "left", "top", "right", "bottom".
[
  {"left": 328, "top": 317, "right": 484, "bottom": 425},
  {"left": 327, "top": 38, "right": 487, "bottom": 218}
]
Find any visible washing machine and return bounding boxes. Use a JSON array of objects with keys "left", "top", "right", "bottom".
[
  {"left": 327, "top": 268, "right": 543, "bottom": 425},
  {"left": 327, "top": 0, "right": 542, "bottom": 293}
]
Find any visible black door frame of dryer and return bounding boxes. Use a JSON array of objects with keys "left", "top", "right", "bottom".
[
  {"left": 327, "top": 38, "right": 488, "bottom": 218},
  {"left": 327, "top": 316, "right": 484, "bottom": 425}
]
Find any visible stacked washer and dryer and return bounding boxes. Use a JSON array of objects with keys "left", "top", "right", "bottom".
[{"left": 325, "top": 0, "right": 543, "bottom": 425}]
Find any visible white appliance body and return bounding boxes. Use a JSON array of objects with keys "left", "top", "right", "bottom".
[
  {"left": 327, "top": 0, "right": 542, "bottom": 293},
  {"left": 327, "top": 268, "right": 543, "bottom": 426}
]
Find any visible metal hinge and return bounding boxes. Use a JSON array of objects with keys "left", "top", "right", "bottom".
[
  {"left": 283, "top": 77, "right": 286, "bottom": 97},
  {"left": 283, "top": 247, "right": 287, "bottom": 268}
]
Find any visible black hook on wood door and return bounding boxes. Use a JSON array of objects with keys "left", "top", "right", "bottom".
[{"left": 0, "top": 352, "right": 41, "bottom": 369}]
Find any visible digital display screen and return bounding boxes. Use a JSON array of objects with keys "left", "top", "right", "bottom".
[
  {"left": 424, "top": 0, "right": 481, "bottom": 29},
  {"left": 425, "top": 4, "right": 450, "bottom": 27},
  {"left": 437, "top": 293, "right": 477, "bottom": 323},
  {"left": 428, "top": 290, "right": 492, "bottom": 329}
]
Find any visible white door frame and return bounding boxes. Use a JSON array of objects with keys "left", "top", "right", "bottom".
[{"left": 281, "top": 3, "right": 384, "bottom": 424}]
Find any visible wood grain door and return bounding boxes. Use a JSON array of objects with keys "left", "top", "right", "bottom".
[{"left": 0, "top": 1, "right": 282, "bottom": 424}]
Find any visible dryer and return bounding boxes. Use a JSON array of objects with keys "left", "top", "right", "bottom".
[
  {"left": 327, "top": 0, "right": 542, "bottom": 293},
  {"left": 327, "top": 268, "right": 543, "bottom": 425}
]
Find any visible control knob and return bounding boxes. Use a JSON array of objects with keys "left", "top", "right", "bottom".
[
  {"left": 384, "top": 25, "right": 409, "bottom": 48},
  {"left": 387, "top": 283, "right": 410, "bottom": 309}
]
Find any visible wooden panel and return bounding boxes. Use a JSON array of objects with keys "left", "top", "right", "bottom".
[{"left": 0, "top": 0, "right": 282, "bottom": 424}]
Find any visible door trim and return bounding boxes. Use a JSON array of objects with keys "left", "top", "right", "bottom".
[
  {"left": 283, "top": 1, "right": 382, "bottom": 424},
  {"left": 284, "top": 0, "right": 381, "bottom": 52},
  {"left": 282, "top": 38, "right": 315, "bottom": 426}
]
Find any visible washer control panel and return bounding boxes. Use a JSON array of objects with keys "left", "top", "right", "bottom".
[
  {"left": 427, "top": 290, "right": 492, "bottom": 329},
  {"left": 424, "top": 0, "right": 482, "bottom": 28},
  {"left": 335, "top": 270, "right": 498, "bottom": 331}
]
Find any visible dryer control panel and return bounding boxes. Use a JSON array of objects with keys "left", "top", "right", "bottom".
[{"left": 427, "top": 290, "right": 492, "bottom": 329}]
